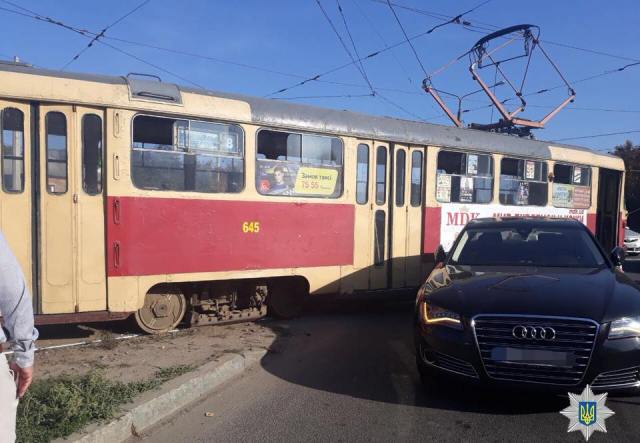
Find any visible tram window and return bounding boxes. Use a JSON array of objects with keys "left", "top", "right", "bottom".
[
  {"left": 256, "top": 129, "right": 343, "bottom": 198},
  {"left": 553, "top": 164, "right": 572, "bottom": 184},
  {"left": 375, "top": 146, "right": 387, "bottom": 205},
  {"left": 374, "top": 210, "right": 385, "bottom": 265},
  {"left": 1, "top": 108, "right": 24, "bottom": 193},
  {"left": 46, "top": 112, "right": 68, "bottom": 194},
  {"left": 132, "top": 115, "right": 244, "bottom": 193},
  {"left": 356, "top": 144, "right": 369, "bottom": 204},
  {"left": 82, "top": 114, "right": 102, "bottom": 195},
  {"left": 436, "top": 150, "right": 493, "bottom": 203},
  {"left": 395, "top": 150, "right": 406, "bottom": 207},
  {"left": 410, "top": 151, "right": 423, "bottom": 207},
  {"left": 499, "top": 158, "right": 548, "bottom": 206},
  {"left": 552, "top": 163, "right": 591, "bottom": 209}
]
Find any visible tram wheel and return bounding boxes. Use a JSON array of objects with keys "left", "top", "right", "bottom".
[
  {"left": 134, "top": 287, "right": 187, "bottom": 334},
  {"left": 267, "top": 279, "right": 306, "bottom": 319}
]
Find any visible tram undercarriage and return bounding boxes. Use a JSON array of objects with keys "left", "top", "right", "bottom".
[{"left": 134, "top": 278, "right": 308, "bottom": 333}]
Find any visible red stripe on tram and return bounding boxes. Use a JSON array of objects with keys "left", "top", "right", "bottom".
[{"left": 107, "top": 197, "right": 355, "bottom": 276}]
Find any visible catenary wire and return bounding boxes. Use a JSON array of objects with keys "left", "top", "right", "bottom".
[
  {"left": 61, "top": 0, "right": 151, "bottom": 70},
  {"left": 315, "top": 0, "right": 373, "bottom": 93},
  {"left": 276, "top": 93, "right": 375, "bottom": 100},
  {"left": 319, "top": 0, "right": 428, "bottom": 120},
  {"left": 0, "top": 2, "right": 205, "bottom": 89},
  {"left": 552, "top": 130, "right": 640, "bottom": 142},
  {"left": 0, "top": 0, "right": 366, "bottom": 90},
  {"left": 386, "top": 0, "right": 429, "bottom": 77},
  {"left": 335, "top": 0, "right": 375, "bottom": 93},
  {"left": 265, "top": 0, "right": 494, "bottom": 97},
  {"left": 350, "top": 0, "right": 416, "bottom": 85},
  {"left": 3, "top": 1, "right": 638, "bottom": 122},
  {"left": 376, "top": 91, "right": 427, "bottom": 121},
  {"left": 371, "top": 0, "right": 640, "bottom": 63},
  {"left": 0, "top": 3, "right": 439, "bottom": 99}
]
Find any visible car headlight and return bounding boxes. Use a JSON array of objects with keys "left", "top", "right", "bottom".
[
  {"left": 420, "top": 301, "right": 462, "bottom": 330},
  {"left": 608, "top": 316, "right": 640, "bottom": 339}
]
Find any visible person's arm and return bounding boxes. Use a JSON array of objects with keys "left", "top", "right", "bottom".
[{"left": 0, "top": 234, "right": 38, "bottom": 397}]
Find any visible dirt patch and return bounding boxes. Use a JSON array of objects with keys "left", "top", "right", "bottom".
[{"left": 35, "top": 320, "right": 283, "bottom": 384}]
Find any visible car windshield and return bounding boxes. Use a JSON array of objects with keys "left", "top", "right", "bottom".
[{"left": 449, "top": 225, "right": 606, "bottom": 267}]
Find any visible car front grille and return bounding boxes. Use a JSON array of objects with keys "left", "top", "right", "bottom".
[
  {"left": 592, "top": 367, "right": 640, "bottom": 390},
  {"left": 473, "top": 315, "right": 598, "bottom": 386}
]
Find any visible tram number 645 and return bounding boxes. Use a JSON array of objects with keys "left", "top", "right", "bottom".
[{"left": 242, "top": 221, "right": 260, "bottom": 233}]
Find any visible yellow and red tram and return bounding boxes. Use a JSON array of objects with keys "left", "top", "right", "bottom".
[{"left": 0, "top": 62, "right": 625, "bottom": 332}]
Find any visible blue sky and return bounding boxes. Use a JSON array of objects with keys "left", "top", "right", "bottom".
[{"left": 1, "top": 0, "right": 638, "bottom": 151}]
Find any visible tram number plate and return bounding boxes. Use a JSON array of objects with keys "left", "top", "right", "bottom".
[{"left": 242, "top": 221, "right": 260, "bottom": 233}]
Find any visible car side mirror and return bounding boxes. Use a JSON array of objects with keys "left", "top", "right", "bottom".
[
  {"left": 435, "top": 245, "right": 447, "bottom": 265},
  {"left": 610, "top": 246, "right": 626, "bottom": 268}
]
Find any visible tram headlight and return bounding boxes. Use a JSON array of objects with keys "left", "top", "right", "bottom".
[{"left": 419, "top": 301, "right": 462, "bottom": 330}]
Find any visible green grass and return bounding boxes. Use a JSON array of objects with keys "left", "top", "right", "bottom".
[{"left": 16, "top": 365, "right": 193, "bottom": 443}]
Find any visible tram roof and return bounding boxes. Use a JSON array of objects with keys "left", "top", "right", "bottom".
[{"left": 0, "top": 62, "right": 621, "bottom": 164}]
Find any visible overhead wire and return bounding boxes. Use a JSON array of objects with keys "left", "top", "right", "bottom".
[
  {"left": 376, "top": 91, "right": 428, "bottom": 121},
  {"left": 315, "top": 0, "right": 375, "bottom": 95},
  {"left": 371, "top": 0, "right": 640, "bottom": 122},
  {"left": 552, "top": 130, "right": 640, "bottom": 142},
  {"left": 276, "top": 93, "right": 375, "bottom": 100},
  {"left": 61, "top": 0, "right": 151, "bottom": 70},
  {"left": 461, "top": 101, "right": 640, "bottom": 116},
  {"left": 350, "top": 0, "right": 415, "bottom": 85},
  {"left": 0, "top": 0, "right": 408, "bottom": 93},
  {"left": 0, "top": 0, "right": 427, "bottom": 119},
  {"left": 385, "top": 0, "right": 429, "bottom": 77},
  {"left": 0, "top": 1, "right": 205, "bottom": 88},
  {"left": 335, "top": 0, "right": 375, "bottom": 93},
  {"left": 2, "top": 1, "right": 578, "bottom": 101},
  {"left": 265, "top": 0, "right": 494, "bottom": 97},
  {"left": 316, "top": 0, "right": 428, "bottom": 120},
  {"left": 3, "top": 0, "right": 636, "bottom": 124},
  {"left": 372, "top": 0, "right": 640, "bottom": 63}
]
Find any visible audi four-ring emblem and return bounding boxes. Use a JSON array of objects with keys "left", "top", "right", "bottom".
[{"left": 512, "top": 325, "right": 556, "bottom": 340}]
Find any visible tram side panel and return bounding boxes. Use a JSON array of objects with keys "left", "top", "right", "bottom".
[
  {"left": 422, "top": 147, "right": 607, "bottom": 256},
  {"left": 104, "top": 109, "right": 359, "bottom": 315}
]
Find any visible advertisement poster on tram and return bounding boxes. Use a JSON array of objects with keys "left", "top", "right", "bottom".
[
  {"left": 436, "top": 175, "right": 451, "bottom": 202},
  {"left": 525, "top": 160, "right": 536, "bottom": 179},
  {"left": 439, "top": 203, "right": 587, "bottom": 250},
  {"left": 459, "top": 177, "right": 474, "bottom": 203},
  {"left": 552, "top": 184, "right": 592, "bottom": 209},
  {"left": 256, "top": 161, "right": 340, "bottom": 197}
]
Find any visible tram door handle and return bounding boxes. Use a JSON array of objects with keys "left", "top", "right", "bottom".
[{"left": 73, "top": 193, "right": 79, "bottom": 204}]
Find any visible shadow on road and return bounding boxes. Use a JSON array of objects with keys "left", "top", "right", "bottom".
[
  {"left": 258, "top": 297, "right": 572, "bottom": 415},
  {"left": 35, "top": 318, "right": 142, "bottom": 342}
]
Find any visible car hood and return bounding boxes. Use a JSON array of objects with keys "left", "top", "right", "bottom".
[{"left": 423, "top": 265, "right": 640, "bottom": 323}]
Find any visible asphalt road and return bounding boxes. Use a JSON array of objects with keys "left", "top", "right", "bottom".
[{"left": 137, "top": 302, "right": 640, "bottom": 443}]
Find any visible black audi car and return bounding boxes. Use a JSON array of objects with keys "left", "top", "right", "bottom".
[{"left": 415, "top": 217, "right": 640, "bottom": 392}]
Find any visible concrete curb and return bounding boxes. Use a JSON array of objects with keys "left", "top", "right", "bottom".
[{"left": 55, "top": 349, "right": 268, "bottom": 443}]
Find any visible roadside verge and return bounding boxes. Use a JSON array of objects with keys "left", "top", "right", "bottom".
[{"left": 54, "top": 349, "right": 267, "bottom": 443}]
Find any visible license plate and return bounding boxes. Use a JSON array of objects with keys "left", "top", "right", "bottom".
[{"left": 490, "top": 347, "right": 575, "bottom": 366}]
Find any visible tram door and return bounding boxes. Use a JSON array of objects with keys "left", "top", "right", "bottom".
[
  {"left": 596, "top": 168, "right": 622, "bottom": 251},
  {"left": 367, "top": 143, "right": 425, "bottom": 290},
  {"left": 38, "top": 105, "right": 106, "bottom": 314},
  {"left": 0, "top": 100, "right": 33, "bottom": 304},
  {"left": 390, "top": 145, "right": 424, "bottom": 289},
  {"left": 369, "top": 143, "right": 390, "bottom": 289}
]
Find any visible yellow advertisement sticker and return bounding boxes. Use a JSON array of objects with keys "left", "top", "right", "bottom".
[{"left": 293, "top": 167, "right": 338, "bottom": 196}]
